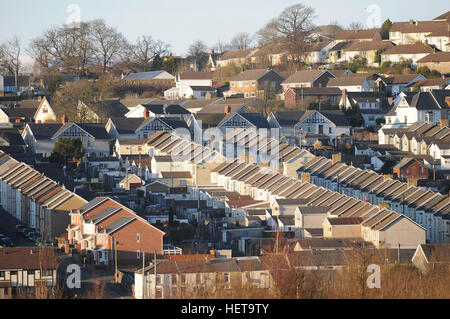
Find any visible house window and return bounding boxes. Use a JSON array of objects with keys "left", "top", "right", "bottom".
[
  {"left": 136, "top": 233, "right": 140, "bottom": 243},
  {"left": 43, "top": 108, "right": 48, "bottom": 113},
  {"left": 231, "top": 82, "right": 235, "bottom": 87},
  {"left": 42, "top": 270, "right": 53, "bottom": 277},
  {"left": 156, "top": 275, "right": 161, "bottom": 285},
  {"left": 171, "top": 274, "right": 177, "bottom": 285},
  {"left": 155, "top": 288, "right": 162, "bottom": 299},
  {"left": 329, "top": 127, "right": 332, "bottom": 134},
  {"left": 138, "top": 146, "right": 142, "bottom": 151},
  {"left": 137, "top": 250, "right": 141, "bottom": 259},
  {"left": 196, "top": 273, "right": 201, "bottom": 284},
  {"left": 404, "top": 116, "right": 408, "bottom": 124},
  {"left": 143, "top": 133, "right": 148, "bottom": 139},
  {"left": 180, "top": 274, "right": 186, "bottom": 285},
  {"left": 244, "top": 81, "right": 250, "bottom": 87},
  {"left": 251, "top": 81, "right": 256, "bottom": 86},
  {"left": 0, "top": 271, "right": 4, "bottom": 279}
]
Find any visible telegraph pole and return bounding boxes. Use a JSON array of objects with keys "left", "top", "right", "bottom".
[
  {"left": 154, "top": 250, "right": 157, "bottom": 299},
  {"left": 142, "top": 251, "right": 145, "bottom": 299}
]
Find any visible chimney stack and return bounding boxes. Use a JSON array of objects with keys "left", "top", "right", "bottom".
[
  {"left": 301, "top": 172, "right": 311, "bottom": 183},
  {"left": 379, "top": 202, "right": 390, "bottom": 210},
  {"left": 61, "top": 114, "right": 68, "bottom": 124},
  {"left": 209, "top": 49, "right": 215, "bottom": 55},
  {"left": 143, "top": 108, "right": 149, "bottom": 119},
  {"left": 332, "top": 153, "right": 342, "bottom": 164},
  {"left": 224, "top": 105, "right": 231, "bottom": 114}
]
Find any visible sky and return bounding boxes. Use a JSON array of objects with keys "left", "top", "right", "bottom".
[{"left": 0, "top": 0, "right": 448, "bottom": 59}]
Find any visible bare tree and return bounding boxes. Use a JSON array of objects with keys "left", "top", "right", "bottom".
[
  {"left": 257, "top": 4, "right": 316, "bottom": 67},
  {"left": 130, "top": 35, "right": 170, "bottom": 71},
  {"left": 0, "top": 36, "right": 22, "bottom": 89},
  {"left": 230, "top": 32, "right": 253, "bottom": 50},
  {"left": 348, "top": 22, "right": 365, "bottom": 30},
  {"left": 187, "top": 40, "right": 208, "bottom": 71},
  {"left": 89, "top": 19, "right": 128, "bottom": 73}
]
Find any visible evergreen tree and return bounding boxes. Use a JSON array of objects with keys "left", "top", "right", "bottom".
[
  {"left": 50, "top": 138, "right": 84, "bottom": 164},
  {"left": 380, "top": 19, "right": 393, "bottom": 40},
  {"left": 150, "top": 54, "right": 163, "bottom": 71}
]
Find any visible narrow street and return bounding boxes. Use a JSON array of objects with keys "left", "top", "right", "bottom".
[{"left": 0, "top": 208, "right": 36, "bottom": 247}]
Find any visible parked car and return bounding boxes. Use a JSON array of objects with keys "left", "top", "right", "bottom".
[
  {"left": 1, "top": 237, "right": 14, "bottom": 247},
  {"left": 22, "top": 228, "right": 31, "bottom": 237},
  {"left": 16, "top": 224, "right": 25, "bottom": 233},
  {"left": 27, "top": 231, "right": 41, "bottom": 243}
]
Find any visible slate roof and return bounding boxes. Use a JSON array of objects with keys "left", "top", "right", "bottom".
[
  {"left": 26, "top": 124, "right": 63, "bottom": 140},
  {"left": 343, "top": 41, "right": 393, "bottom": 52},
  {"left": 417, "top": 52, "right": 450, "bottom": 63},
  {"left": 282, "top": 70, "right": 333, "bottom": 85},
  {"left": 84, "top": 100, "right": 129, "bottom": 119},
  {"left": 390, "top": 20, "right": 448, "bottom": 34},
  {"left": 2, "top": 107, "right": 37, "bottom": 120},
  {"left": 143, "top": 104, "right": 191, "bottom": 115},
  {"left": 327, "top": 77, "right": 368, "bottom": 87},
  {"left": 231, "top": 69, "right": 270, "bottom": 81},
  {"left": 109, "top": 118, "right": 147, "bottom": 134},
  {"left": 0, "top": 247, "right": 58, "bottom": 270},
  {"left": 383, "top": 43, "right": 435, "bottom": 55},
  {"left": 239, "top": 113, "right": 271, "bottom": 129},
  {"left": 124, "top": 71, "right": 174, "bottom": 80},
  {"left": 191, "top": 113, "right": 227, "bottom": 129}
]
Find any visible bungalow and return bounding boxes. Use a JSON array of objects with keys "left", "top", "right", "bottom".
[
  {"left": 123, "top": 70, "right": 175, "bottom": 81},
  {"left": 408, "top": 78, "right": 450, "bottom": 91},
  {"left": 327, "top": 77, "right": 371, "bottom": 92},
  {"left": 304, "top": 40, "right": 335, "bottom": 64},
  {"left": 416, "top": 52, "right": 450, "bottom": 74},
  {"left": 342, "top": 41, "right": 394, "bottom": 66},
  {"left": 334, "top": 29, "right": 382, "bottom": 43},
  {"left": 381, "top": 43, "right": 436, "bottom": 67}
]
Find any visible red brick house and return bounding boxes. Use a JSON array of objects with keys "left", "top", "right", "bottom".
[
  {"left": 67, "top": 197, "right": 165, "bottom": 266},
  {"left": 284, "top": 87, "right": 342, "bottom": 108},
  {"left": 393, "top": 158, "right": 429, "bottom": 180}
]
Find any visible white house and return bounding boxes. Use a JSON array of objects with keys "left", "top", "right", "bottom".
[
  {"left": 381, "top": 43, "right": 436, "bottom": 68},
  {"left": 164, "top": 72, "right": 214, "bottom": 100},
  {"left": 384, "top": 91, "right": 447, "bottom": 128},
  {"left": 327, "top": 77, "right": 371, "bottom": 92}
]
